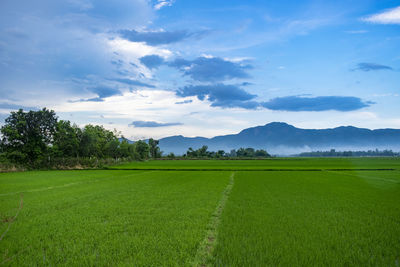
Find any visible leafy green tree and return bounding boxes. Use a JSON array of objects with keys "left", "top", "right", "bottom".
[
  {"left": 186, "top": 147, "right": 196, "bottom": 157},
  {"left": 134, "top": 140, "right": 149, "bottom": 160},
  {"left": 0, "top": 108, "right": 57, "bottom": 164},
  {"left": 53, "top": 120, "right": 81, "bottom": 157},
  {"left": 186, "top": 146, "right": 209, "bottom": 158},
  {"left": 166, "top": 152, "right": 175, "bottom": 159},
  {"left": 149, "top": 138, "right": 162, "bottom": 158},
  {"left": 216, "top": 150, "right": 225, "bottom": 158},
  {"left": 255, "top": 149, "right": 270, "bottom": 157},
  {"left": 105, "top": 139, "right": 120, "bottom": 159},
  {"left": 236, "top": 148, "right": 246, "bottom": 157},
  {"left": 119, "top": 138, "right": 135, "bottom": 158},
  {"left": 198, "top": 145, "right": 209, "bottom": 157},
  {"left": 236, "top": 147, "right": 256, "bottom": 157},
  {"left": 79, "top": 125, "right": 117, "bottom": 158}
]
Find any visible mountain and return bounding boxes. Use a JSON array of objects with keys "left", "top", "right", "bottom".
[{"left": 158, "top": 122, "right": 400, "bottom": 155}]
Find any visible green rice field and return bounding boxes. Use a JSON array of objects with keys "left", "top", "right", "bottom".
[
  {"left": 1, "top": 158, "right": 399, "bottom": 266},
  {"left": 109, "top": 157, "right": 400, "bottom": 170}
]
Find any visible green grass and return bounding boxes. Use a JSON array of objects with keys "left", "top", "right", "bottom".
[
  {"left": 1, "top": 158, "right": 399, "bottom": 266},
  {"left": 0, "top": 170, "right": 230, "bottom": 266},
  {"left": 213, "top": 170, "right": 400, "bottom": 266},
  {"left": 111, "top": 157, "right": 400, "bottom": 170}
]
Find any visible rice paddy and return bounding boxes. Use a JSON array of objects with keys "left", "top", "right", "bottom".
[{"left": 1, "top": 158, "right": 399, "bottom": 266}]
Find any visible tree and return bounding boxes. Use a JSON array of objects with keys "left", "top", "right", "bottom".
[
  {"left": 186, "top": 147, "right": 196, "bottom": 158},
  {"left": 216, "top": 150, "right": 225, "bottom": 158},
  {"left": 167, "top": 152, "right": 175, "bottom": 159},
  {"left": 198, "top": 145, "right": 209, "bottom": 157},
  {"left": 52, "top": 120, "right": 81, "bottom": 157},
  {"left": 149, "top": 138, "right": 162, "bottom": 158},
  {"left": 186, "top": 145, "right": 209, "bottom": 158},
  {"left": 105, "top": 139, "right": 120, "bottom": 159},
  {"left": 255, "top": 149, "right": 270, "bottom": 157},
  {"left": 79, "top": 125, "right": 117, "bottom": 158},
  {"left": 119, "top": 138, "right": 134, "bottom": 158},
  {"left": 134, "top": 140, "right": 149, "bottom": 160},
  {"left": 236, "top": 148, "right": 246, "bottom": 157},
  {"left": 0, "top": 108, "right": 57, "bottom": 164}
]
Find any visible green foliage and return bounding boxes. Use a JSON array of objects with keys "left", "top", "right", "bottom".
[
  {"left": 299, "top": 149, "right": 399, "bottom": 157},
  {"left": 0, "top": 109, "right": 161, "bottom": 169},
  {"left": 79, "top": 125, "right": 117, "bottom": 158},
  {"left": 166, "top": 152, "right": 176, "bottom": 159},
  {"left": 134, "top": 140, "right": 150, "bottom": 160},
  {"left": 52, "top": 120, "right": 81, "bottom": 157},
  {"left": 254, "top": 149, "right": 270, "bottom": 157},
  {"left": 0, "top": 108, "right": 57, "bottom": 165},
  {"left": 119, "top": 139, "right": 135, "bottom": 158},
  {"left": 235, "top": 147, "right": 270, "bottom": 157},
  {"left": 149, "top": 138, "right": 162, "bottom": 158},
  {"left": 186, "top": 145, "right": 212, "bottom": 158},
  {"left": 185, "top": 146, "right": 271, "bottom": 159},
  {"left": 216, "top": 150, "right": 225, "bottom": 158}
]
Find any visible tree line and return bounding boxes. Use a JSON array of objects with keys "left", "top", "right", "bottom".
[
  {"left": 0, "top": 108, "right": 161, "bottom": 168},
  {"left": 178, "top": 145, "right": 271, "bottom": 159},
  {"left": 0, "top": 108, "right": 272, "bottom": 169},
  {"left": 298, "top": 149, "right": 399, "bottom": 157}
]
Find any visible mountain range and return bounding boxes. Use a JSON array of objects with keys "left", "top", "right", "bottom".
[{"left": 157, "top": 122, "right": 400, "bottom": 155}]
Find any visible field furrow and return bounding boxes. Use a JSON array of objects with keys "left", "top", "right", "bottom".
[
  {"left": 212, "top": 170, "right": 400, "bottom": 266},
  {"left": 1, "top": 159, "right": 399, "bottom": 266},
  {"left": 192, "top": 172, "right": 235, "bottom": 267},
  {"left": 0, "top": 170, "right": 230, "bottom": 266}
]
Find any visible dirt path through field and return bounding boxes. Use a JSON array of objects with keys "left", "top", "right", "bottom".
[{"left": 192, "top": 172, "right": 235, "bottom": 267}]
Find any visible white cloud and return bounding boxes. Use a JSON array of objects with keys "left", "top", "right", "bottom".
[
  {"left": 344, "top": 30, "right": 368, "bottom": 34},
  {"left": 362, "top": 6, "right": 400, "bottom": 24},
  {"left": 107, "top": 38, "right": 172, "bottom": 59},
  {"left": 154, "top": 0, "right": 175, "bottom": 10},
  {"left": 0, "top": 0, "right": 156, "bottom": 104},
  {"left": 223, "top": 56, "right": 254, "bottom": 63},
  {"left": 108, "top": 38, "right": 172, "bottom": 78},
  {"left": 51, "top": 89, "right": 262, "bottom": 140}
]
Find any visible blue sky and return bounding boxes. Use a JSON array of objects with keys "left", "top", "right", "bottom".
[{"left": 0, "top": 0, "right": 399, "bottom": 139}]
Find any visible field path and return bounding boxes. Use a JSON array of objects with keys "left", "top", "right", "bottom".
[{"left": 192, "top": 172, "right": 235, "bottom": 267}]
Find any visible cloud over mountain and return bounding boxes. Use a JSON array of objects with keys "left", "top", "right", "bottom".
[
  {"left": 176, "top": 84, "right": 257, "bottom": 109},
  {"left": 353, "top": 63, "right": 393, "bottom": 72},
  {"left": 261, "top": 96, "right": 373, "bottom": 112},
  {"left": 169, "top": 56, "right": 252, "bottom": 82}
]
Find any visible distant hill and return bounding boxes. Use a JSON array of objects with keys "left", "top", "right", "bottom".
[{"left": 157, "top": 122, "right": 400, "bottom": 155}]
